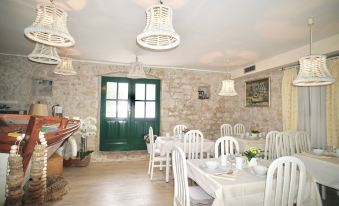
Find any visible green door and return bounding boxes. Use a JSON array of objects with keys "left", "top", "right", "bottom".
[{"left": 100, "top": 77, "right": 160, "bottom": 151}]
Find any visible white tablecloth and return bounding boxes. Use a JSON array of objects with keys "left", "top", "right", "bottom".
[
  {"left": 156, "top": 136, "right": 215, "bottom": 156},
  {"left": 233, "top": 136, "right": 266, "bottom": 152},
  {"left": 187, "top": 158, "right": 322, "bottom": 206},
  {"left": 294, "top": 152, "right": 339, "bottom": 190}
]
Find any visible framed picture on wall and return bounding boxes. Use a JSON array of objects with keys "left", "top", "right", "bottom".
[
  {"left": 198, "top": 86, "right": 210, "bottom": 100},
  {"left": 245, "top": 77, "right": 270, "bottom": 107}
]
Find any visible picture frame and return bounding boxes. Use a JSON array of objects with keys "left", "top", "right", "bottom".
[
  {"left": 245, "top": 77, "right": 270, "bottom": 107},
  {"left": 198, "top": 86, "right": 210, "bottom": 100}
]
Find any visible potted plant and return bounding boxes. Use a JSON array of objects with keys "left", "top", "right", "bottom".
[
  {"left": 244, "top": 147, "right": 261, "bottom": 161},
  {"left": 251, "top": 128, "right": 260, "bottom": 138},
  {"left": 144, "top": 134, "right": 157, "bottom": 154},
  {"left": 64, "top": 117, "right": 97, "bottom": 167}
]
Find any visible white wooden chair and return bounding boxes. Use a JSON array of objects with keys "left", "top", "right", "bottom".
[
  {"left": 173, "top": 124, "right": 187, "bottom": 138},
  {"left": 214, "top": 136, "right": 240, "bottom": 158},
  {"left": 233, "top": 123, "right": 245, "bottom": 136},
  {"left": 276, "top": 132, "right": 295, "bottom": 158},
  {"left": 220, "top": 124, "right": 233, "bottom": 137},
  {"left": 183, "top": 130, "right": 204, "bottom": 160},
  {"left": 147, "top": 127, "right": 167, "bottom": 180},
  {"left": 295, "top": 131, "right": 311, "bottom": 153},
  {"left": 172, "top": 145, "right": 213, "bottom": 206},
  {"left": 264, "top": 131, "right": 279, "bottom": 160},
  {"left": 264, "top": 156, "right": 306, "bottom": 206}
]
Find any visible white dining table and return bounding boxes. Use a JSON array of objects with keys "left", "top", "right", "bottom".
[
  {"left": 233, "top": 136, "right": 266, "bottom": 152},
  {"left": 186, "top": 158, "right": 322, "bottom": 206},
  {"left": 156, "top": 136, "right": 215, "bottom": 182},
  {"left": 293, "top": 152, "right": 339, "bottom": 190}
]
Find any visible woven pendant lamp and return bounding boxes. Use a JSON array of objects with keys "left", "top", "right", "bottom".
[
  {"left": 219, "top": 80, "right": 238, "bottom": 96},
  {"left": 127, "top": 56, "right": 146, "bottom": 79},
  {"left": 24, "top": 2, "right": 75, "bottom": 47},
  {"left": 137, "top": 1, "right": 180, "bottom": 50},
  {"left": 53, "top": 58, "right": 77, "bottom": 75},
  {"left": 28, "top": 43, "right": 61, "bottom": 64},
  {"left": 293, "top": 18, "right": 336, "bottom": 86}
]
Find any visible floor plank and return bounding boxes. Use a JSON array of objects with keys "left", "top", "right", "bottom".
[{"left": 47, "top": 161, "right": 173, "bottom": 206}]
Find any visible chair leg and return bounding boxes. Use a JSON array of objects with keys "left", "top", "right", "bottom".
[
  {"left": 150, "top": 161, "right": 154, "bottom": 180},
  {"left": 321, "top": 185, "right": 326, "bottom": 200},
  {"left": 148, "top": 156, "right": 152, "bottom": 175},
  {"left": 160, "top": 161, "right": 163, "bottom": 171}
]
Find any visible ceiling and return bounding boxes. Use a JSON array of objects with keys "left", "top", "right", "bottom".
[{"left": 1, "top": 0, "right": 339, "bottom": 72}]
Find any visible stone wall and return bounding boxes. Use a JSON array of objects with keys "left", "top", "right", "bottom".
[
  {"left": 229, "top": 70, "right": 284, "bottom": 133},
  {"left": 0, "top": 54, "right": 283, "bottom": 161}
]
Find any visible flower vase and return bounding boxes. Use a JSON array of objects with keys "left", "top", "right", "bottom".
[{"left": 146, "top": 143, "right": 151, "bottom": 154}]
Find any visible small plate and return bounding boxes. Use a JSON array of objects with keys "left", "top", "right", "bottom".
[{"left": 200, "top": 164, "right": 229, "bottom": 174}]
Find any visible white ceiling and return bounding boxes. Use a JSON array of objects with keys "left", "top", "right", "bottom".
[{"left": 0, "top": 0, "right": 339, "bottom": 72}]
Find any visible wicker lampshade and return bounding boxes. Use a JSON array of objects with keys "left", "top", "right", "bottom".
[
  {"left": 28, "top": 43, "right": 61, "bottom": 64},
  {"left": 137, "top": 4, "right": 180, "bottom": 50},
  {"left": 127, "top": 56, "right": 146, "bottom": 79},
  {"left": 293, "top": 17, "right": 335, "bottom": 86},
  {"left": 53, "top": 58, "right": 77, "bottom": 75},
  {"left": 293, "top": 55, "right": 336, "bottom": 86},
  {"left": 219, "top": 79, "right": 237, "bottom": 96},
  {"left": 24, "top": 3, "right": 75, "bottom": 47},
  {"left": 28, "top": 103, "right": 48, "bottom": 116}
]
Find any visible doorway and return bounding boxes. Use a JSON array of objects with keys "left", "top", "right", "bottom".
[{"left": 100, "top": 77, "right": 160, "bottom": 151}]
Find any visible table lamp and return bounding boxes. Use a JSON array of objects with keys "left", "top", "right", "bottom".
[{"left": 28, "top": 103, "right": 48, "bottom": 116}]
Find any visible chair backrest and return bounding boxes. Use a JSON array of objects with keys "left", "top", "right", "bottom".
[
  {"left": 214, "top": 136, "right": 240, "bottom": 158},
  {"left": 264, "top": 131, "right": 280, "bottom": 160},
  {"left": 233, "top": 123, "right": 245, "bottom": 135},
  {"left": 295, "top": 131, "right": 311, "bottom": 153},
  {"left": 220, "top": 124, "right": 233, "bottom": 137},
  {"left": 172, "top": 145, "right": 190, "bottom": 206},
  {"left": 264, "top": 156, "right": 306, "bottom": 206},
  {"left": 276, "top": 132, "right": 295, "bottom": 158},
  {"left": 173, "top": 124, "right": 187, "bottom": 138},
  {"left": 183, "top": 130, "right": 204, "bottom": 160},
  {"left": 149, "top": 127, "right": 156, "bottom": 158}
]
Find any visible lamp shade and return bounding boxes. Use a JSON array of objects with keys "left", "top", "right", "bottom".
[
  {"left": 53, "top": 58, "right": 77, "bottom": 75},
  {"left": 24, "top": 3, "right": 75, "bottom": 47},
  {"left": 28, "top": 43, "right": 61, "bottom": 64},
  {"left": 218, "top": 80, "right": 237, "bottom": 96},
  {"left": 137, "top": 4, "right": 180, "bottom": 50},
  {"left": 28, "top": 103, "right": 48, "bottom": 116},
  {"left": 293, "top": 55, "right": 336, "bottom": 86},
  {"left": 127, "top": 57, "right": 146, "bottom": 79}
]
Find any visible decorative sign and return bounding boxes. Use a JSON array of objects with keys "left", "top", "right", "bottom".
[
  {"left": 198, "top": 86, "right": 210, "bottom": 100},
  {"left": 33, "top": 79, "right": 53, "bottom": 97},
  {"left": 245, "top": 78, "right": 270, "bottom": 107}
]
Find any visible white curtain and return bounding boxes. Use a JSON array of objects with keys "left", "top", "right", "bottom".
[
  {"left": 281, "top": 66, "right": 298, "bottom": 131},
  {"left": 298, "top": 86, "right": 327, "bottom": 149}
]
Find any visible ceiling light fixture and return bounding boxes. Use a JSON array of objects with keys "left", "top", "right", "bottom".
[
  {"left": 137, "top": 0, "right": 180, "bottom": 50},
  {"left": 218, "top": 73, "right": 238, "bottom": 96},
  {"left": 127, "top": 56, "right": 146, "bottom": 79},
  {"left": 24, "top": 0, "right": 75, "bottom": 47},
  {"left": 53, "top": 57, "right": 77, "bottom": 75},
  {"left": 28, "top": 43, "right": 61, "bottom": 64},
  {"left": 293, "top": 17, "right": 336, "bottom": 86}
]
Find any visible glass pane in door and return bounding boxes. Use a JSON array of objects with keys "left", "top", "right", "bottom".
[
  {"left": 135, "top": 101, "right": 145, "bottom": 118},
  {"left": 118, "top": 83, "right": 129, "bottom": 99},
  {"left": 106, "top": 100, "right": 116, "bottom": 117},
  {"left": 135, "top": 84, "right": 145, "bottom": 100},
  {"left": 117, "top": 101, "right": 128, "bottom": 118}
]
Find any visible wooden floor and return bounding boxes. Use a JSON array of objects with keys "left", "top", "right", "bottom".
[
  {"left": 48, "top": 161, "right": 173, "bottom": 206},
  {"left": 47, "top": 160, "right": 339, "bottom": 206}
]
